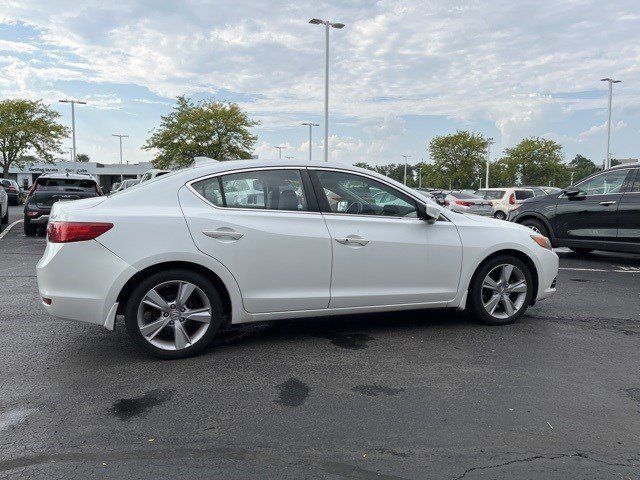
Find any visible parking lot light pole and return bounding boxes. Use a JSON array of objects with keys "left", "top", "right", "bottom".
[
  {"left": 302, "top": 122, "right": 319, "bottom": 161},
  {"left": 485, "top": 137, "right": 494, "bottom": 189},
  {"left": 309, "top": 18, "right": 345, "bottom": 163},
  {"left": 112, "top": 134, "right": 129, "bottom": 182},
  {"left": 59, "top": 99, "right": 86, "bottom": 162},
  {"left": 601, "top": 78, "right": 621, "bottom": 170},
  {"left": 402, "top": 154, "right": 411, "bottom": 185},
  {"left": 274, "top": 145, "right": 287, "bottom": 160}
]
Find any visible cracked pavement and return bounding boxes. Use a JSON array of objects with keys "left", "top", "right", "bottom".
[{"left": 1, "top": 205, "right": 639, "bottom": 479}]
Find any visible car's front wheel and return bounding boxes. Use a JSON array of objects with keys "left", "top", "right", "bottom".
[
  {"left": 520, "top": 218, "right": 549, "bottom": 238},
  {"left": 124, "top": 269, "right": 224, "bottom": 359},
  {"left": 469, "top": 255, "right": 534, "bottom": 326}
]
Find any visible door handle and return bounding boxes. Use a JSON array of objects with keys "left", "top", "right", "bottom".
[
  {"left": 202, "top": 229, "right": 244, "bottom": 240},
  {"left": 334, "top": 236, "right": 369, "bottom": 246},
  {"left": 599, "top": 201, "right": 616, "bottom": 206}
]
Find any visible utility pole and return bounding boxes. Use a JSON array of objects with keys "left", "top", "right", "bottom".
[
  {"left": 401, "top": 154, "right": 411, "bottom": 185},
  {"left": 112, "top": 134, "right": 129, "bottom": 182},
  {"left": 59, "top": 99, "right": 87, "bottom": 162},
  {"left": 601, "top": 78, "right": 621, "bottom": 170},
  {"left": 418, "top": 161, "right": 423, "bottom": 188},
  {"left": 274, "top": 146, "right": 287, "bottom": 160},
  {"left": 485, "top": 137, "right": 494, "bottom": 188},
  {"left": 309, "top": 18, "right": 345, "bottom": 162},
  {"left": 301, "top": 122, "right": 319, "bottom": 161}
]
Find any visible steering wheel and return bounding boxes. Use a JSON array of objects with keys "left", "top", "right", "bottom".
[{"left": 346, "top": 201, "right": 363, "bottom": 214}]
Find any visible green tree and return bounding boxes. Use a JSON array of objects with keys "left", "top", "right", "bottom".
[
  {"left": 144, "top": 96, "right": 259, "bottom": 169},
  {"left": 76, "top": 153, "right": 90, "bottom": 162},
  {"left": 568, "top": 154, "right": 597, "bottom": 184},
  {"left": 428, "top": 131, "right": 488, "bottom": 189},
  {"left": 0, "top": 99, "right": 69, "bottom": 176},
  {"left": 494, "top": 137, "right": 570, "bottom": 187}
]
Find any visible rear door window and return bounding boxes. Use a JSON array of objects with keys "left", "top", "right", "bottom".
[{"left": 515, "top": 190, "right": 534, "bottom": 200}]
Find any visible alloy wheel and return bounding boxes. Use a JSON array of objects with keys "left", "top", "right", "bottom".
[
  {"left": 481, "top": 264, "right": 528, "bottom": 319},
  {"left": 137, "top": 280, "right": 212, "bottom": 351}
]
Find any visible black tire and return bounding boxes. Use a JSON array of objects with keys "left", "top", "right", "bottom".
[
  {"left": 494, "top": 211, "right": 507, "bottom": 220},
  {"left": 23, "top": 217, "right": 37, "bottom": 236},
  {"left": 570, "top": 247, "right": 594, "bottom": 255},
  {"left": 124, "top": 269, "right": 224, "bottom": 359},
  {"left": 1, "top": 208, "right": 8, "bottom": 225},
  {"left": 520, "top": 218, "right": 549, "bottom": 238},
  {"left": 468, "top": 254, "right": 534, "bottom": 326}
]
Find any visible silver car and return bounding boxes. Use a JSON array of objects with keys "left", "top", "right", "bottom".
[{"left": 444, "top": 191, "right": 493, "bottom": 216}]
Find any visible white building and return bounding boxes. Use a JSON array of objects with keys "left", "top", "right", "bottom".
[{"left": 7, "top": 161, "right": 153, "bottom": 192}]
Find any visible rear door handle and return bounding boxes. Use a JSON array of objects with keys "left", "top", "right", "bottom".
[
  {"left": 599, "top": 201, "right": 616, "bottom": 206},
  {"left": 335, "top": 236, "right": 369, "bottom": 246},
  {"left": 202, "top": 229, "right": 244, "bottom": 240}
]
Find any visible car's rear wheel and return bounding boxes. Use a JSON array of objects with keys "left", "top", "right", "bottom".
[
  {"left": 494, "top": 211, "right": 507, "bottom": 220},
  {"left": 124, "top": 269, "right": 223, "bottom": 359},
  {"left": 23, "top": 217, "right": 37, "bottom": 236},
  {"left": 520, "top": 218, "right": 549, "bottom": 238},
  {"left": 469, "top": 255, "right": 534, "bottom": 326}
]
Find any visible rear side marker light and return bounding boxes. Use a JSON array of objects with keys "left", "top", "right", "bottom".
[
  {"left": 509, "top": 193, "right": 516, "bottom": 205},
  {"left": 42, "top": 297, "right": 52, "bottom": 306},
  {"left": 47, "top": 222, "right": 113, "bottom": 243}
]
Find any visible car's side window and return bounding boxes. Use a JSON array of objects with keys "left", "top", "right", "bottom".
[
  {"left": 515, "top": 190, "right": 534, "bottom": 200},
  {"left": 314, "top": 170, "right": 417, "bottom": 217},
  {"left": 192, "top": 169, "right": 308, "bottom": 212},
  {"left": 576, "top": 169, "right": 631, "bottom": 196},
  {"left": 629, "top": 169, "right": 640, "bottom": 193}
]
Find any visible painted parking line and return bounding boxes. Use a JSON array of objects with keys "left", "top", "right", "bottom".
[
  {"left": 559, "top": 267, "right": 640, "bottom": 274},
  {"left": 0, "top": 219, "right": 23, "bottom": 241}
]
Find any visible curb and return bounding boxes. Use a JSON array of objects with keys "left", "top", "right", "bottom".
[{"left": 0, "top": 219, "right": 24, "bottom": 241}]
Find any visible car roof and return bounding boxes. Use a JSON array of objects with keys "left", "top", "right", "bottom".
[{"left": 610, "top": 162, "right": 640, "bottom": 170}]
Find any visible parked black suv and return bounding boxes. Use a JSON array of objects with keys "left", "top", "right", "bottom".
[
  {"left": 24, "top": 173, "right": 103, "bottom": 236},
  {"left": 509, "top": 163, "right": 640, "bottom": 254}
]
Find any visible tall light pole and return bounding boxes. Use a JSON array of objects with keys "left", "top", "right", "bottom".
[
  {"left": 309, "top": 18, "right": 345, "bottom": 163},
  {"left": 301, "top": 122, "right": 319, "bottom": 161},
  {"left": 600, "top": 78, "right": 621, "bottom": 170},
  {"left": 112, "top": 134, "right": 129, "bottom": 182},
  {"left": 485, "top": 137, "right": 494, "bottom": 189},
  {"left": 59, "top": 99, "right": 86, "bottom": 162},
  {"left": 401, "top": 154, "right": 411, "bottom": 185},
  {"left": 274, "top": 145, "right": 287, "bottom": 160}
]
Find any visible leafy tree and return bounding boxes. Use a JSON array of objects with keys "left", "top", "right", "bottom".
[
  {"left": 144, "top": 96, "right": 259, "bottom": 169},
  {"left": 76, "top": 153, "right": 90, "bottom": 162},
  {"left": 354, "top": 162, "right": 419, "bottom": 186},
  {"left": 493, "top": 137, "right": 570, "bottom": 187},
  {"left": 429, "top": 131, "right": 488, "bottom": 189},
  {"left": 0, "top": 99, "right": 69, "bottom": 176},
  {"left": 568, "top": 154, "right": 597, "bottom": 184}
]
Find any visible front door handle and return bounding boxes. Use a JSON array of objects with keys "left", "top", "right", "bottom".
[
  {"left": 335, "top": 236, "right": 369, "bottom": 246},
  {"left": 202, "top": 228, "right": 244, "bottom": 240},
  {"left": 599, "top": 201, "right": 616, "bottom": 206}
]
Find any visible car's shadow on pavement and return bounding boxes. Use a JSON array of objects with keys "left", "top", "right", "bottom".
[{"left": 556, "top": 250, "right": 640, "bottom": 266}]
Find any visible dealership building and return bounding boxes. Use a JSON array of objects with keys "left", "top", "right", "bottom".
[{"left": 7, "top": 161, "right": 154, "bottom": 192}]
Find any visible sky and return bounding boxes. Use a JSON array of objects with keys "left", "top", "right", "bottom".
[{"left": 0, "top": 0, "right": 638, "bottom": 168}]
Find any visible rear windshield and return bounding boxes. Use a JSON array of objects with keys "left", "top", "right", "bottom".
[
  {"left": 451, "top": 191, "right": 481, "bottom": 199},
  {"left": 515, "top": 190, "right": 534, "bottom": 200},
  {"left": 475, "top": 190, "right": 505, "bottom": 199},
  {"left": 36, "top": 177, "right": 96, "bottom": 190}
]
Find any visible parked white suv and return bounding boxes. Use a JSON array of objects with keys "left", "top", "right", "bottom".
[
  {"left": 37, "top": 161, "right": 558, "bottom": 359},
  {"left": 475, "top": 188, "right": 536, "bottom": 220}
]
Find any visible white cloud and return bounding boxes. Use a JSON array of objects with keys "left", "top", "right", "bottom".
[{"left": 578, "top": 120, "right": 627, "bottom": 141}]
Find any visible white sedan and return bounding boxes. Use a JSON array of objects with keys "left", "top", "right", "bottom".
[{"left": 37, "top": 161, "right": 558, "bottom": 359}]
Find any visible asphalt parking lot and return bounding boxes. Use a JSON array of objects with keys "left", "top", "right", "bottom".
[{"left": 1, "top": 205, "right": 639, "bottom": 479}]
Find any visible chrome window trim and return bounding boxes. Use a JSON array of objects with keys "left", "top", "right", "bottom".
[{"left": 185, "top": 166, "right": 320, "bottom": 215}]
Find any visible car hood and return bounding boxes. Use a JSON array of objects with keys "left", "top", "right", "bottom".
[{"left": 460, "top": 212, "right": 534, "bottom": 233}]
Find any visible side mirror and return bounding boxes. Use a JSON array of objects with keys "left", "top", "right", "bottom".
[
  {"left": 417, "top": 202, "right": 440, "bottom": 224},
  {"left": 563, "top": 187, "right": 583, "bottom": 198}
]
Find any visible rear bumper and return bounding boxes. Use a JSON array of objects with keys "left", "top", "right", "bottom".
[{"left": 37, "top": 239, "right": 137, "bottom": 328}]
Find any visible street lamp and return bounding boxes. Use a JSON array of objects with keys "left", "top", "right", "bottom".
[
  {"left": 112, "top": 134, "right": 129, "bottom": 182},
  {"left": 600, "top": 78, "right": 621, "bottom": 170},
  {"left": 401, "top": 154, "right": 411, "bottom": 185},
  {"left": 59, "top": 99, "right": 87, "bottom": 162},
  {"left": 301, "top": 122, "right": 320, "bottom": 161},
  {"left": 485, "top": 137, "right": 494, "bottom": 188},
  {"left": 309, "top": 18, "right": 345, "bottom": 162},
  {"left": 274, "top": 145, "right": 287, "bottom": 160}
]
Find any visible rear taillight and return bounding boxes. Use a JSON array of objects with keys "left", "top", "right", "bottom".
[
  {"left": 6, "top": 186, "right": 18, "bottom": 193},
  {"left": 508, "top": 193, "right": 516, "bottom": 205},
  {"left": 47, "top": 221, "right": 113, "bottom": 243},
  {"left": 455, "top": 200, "right": 473, "bottom": 206}
]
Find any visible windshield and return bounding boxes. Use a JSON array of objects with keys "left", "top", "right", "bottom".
[
  {"left": 451, "top": 191, "right": 482, "bottom": 199},
  {"left": 475, "top": 190, "right": 505, "bottom": 199}
]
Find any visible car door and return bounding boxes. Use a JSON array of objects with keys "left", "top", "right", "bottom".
[
  {"left": 616, "top": 168, "right": 640, "bottom": 246},
  {"left": 180, "top": 168, "right": 332, "bottom": 314},
  {"left": 309, "top": 168, "right": 462, "bottom": 308},
  {"left": 554, "top": 168, "right": 634, "bottom": 245}
]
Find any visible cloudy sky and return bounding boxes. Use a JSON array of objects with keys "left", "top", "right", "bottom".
[{"left": 1, "top": 0, "right": 638, "bottom": 167}]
